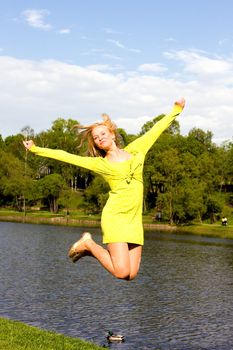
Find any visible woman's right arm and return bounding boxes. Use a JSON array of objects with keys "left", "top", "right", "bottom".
[{"left": 23, "top": 141, "right": 105, "bottom": 173}]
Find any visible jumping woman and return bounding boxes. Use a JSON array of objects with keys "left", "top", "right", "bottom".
[{"left": 23, "top": 98, "right": 185, "bottom": 281}]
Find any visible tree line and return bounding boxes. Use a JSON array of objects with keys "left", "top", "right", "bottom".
[{"left": 1, "top": 114, "right": 233, "bottom": 224}]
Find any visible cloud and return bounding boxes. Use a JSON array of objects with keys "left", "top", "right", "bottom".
[
  {"left": 102, "top": 53, "right": 123, "bottom": 61},
  {"left": 104, "top": 27, "right": 122, "bottom": 35},
  {"left": 165, "top": 37, "right": 176, "bottom": 42},
  {"left": 21, "top": 9, "right": 52, "bottom": 30},
  {"left": 138, "top": 63, "right": 168, "bottom": 73},
  {"left": 164, "top": 50, "right": 233, "bottom": 78},
  {"left": 129, "top": 48, "right": 141, "bottom": 54},
  {"left": 107, "top": 39, "right": 125, "bottom": 49},
  {"left": 0, "top": 52, "right": 233, "bottom": 145},
  {"left": 107, "top": 39, "right": 141, "bottom": 54},
  {"left": 86, "top": 64, "right": 123, "bottom": 72},
  {"left": 57, "top": 28, "right": 71, "bottom": 34}
]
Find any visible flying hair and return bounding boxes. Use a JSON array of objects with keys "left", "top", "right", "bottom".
[{"left": 73, "top": 114, "right": 122, "bottom": 157}]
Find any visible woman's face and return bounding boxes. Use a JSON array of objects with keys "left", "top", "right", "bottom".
[{"left": 92, "top": 125, "right": 115, "bottom": 150}]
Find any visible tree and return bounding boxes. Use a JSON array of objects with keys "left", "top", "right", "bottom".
[
  {"left": 0, "top": 134, "right": 4, "bottom": 149},
  {"left": 83, "top": 176, "right": 109, "bottom": 213},
  {"left": 205, "top": 193, "right": 225, "bottom": 223},
  {"left": 140, "top": 114, "right": 180, "bottom": 135},
  {"left": 151, "top": 148, "right": 184, "bottom": 224},
  {"left": 0, "top": 149, "right": 35, "bottom": 210},
  {"left": 36, "top": 173, "right": 67, "bottom": 212},
  {"left": 186, "top": 128, "right": 214, "bottom": 156},
  {"left": 34, "top": 118, "right": 88, "bottom": 191}
]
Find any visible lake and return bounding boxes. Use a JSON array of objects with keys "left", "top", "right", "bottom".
[{"left": 1, "top": 221, "right": 233, "bottom": 349}]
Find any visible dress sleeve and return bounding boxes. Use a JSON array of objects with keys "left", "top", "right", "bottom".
[
  {"left": 125, "top": 103, "right": 183, "bottom": 156},
  {"left": 29, "top": 145, "right": 105, "bottom": 174}
]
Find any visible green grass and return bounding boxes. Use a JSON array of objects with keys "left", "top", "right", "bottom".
[
  {"left": 1, "top": 208, "right": 233, "bottom": 239},
  {"left": 178, "top": 223, "right": 233, "bottom": 239},
  {"left": 0, "top": 317, "right": 105, "bottom": 350}
]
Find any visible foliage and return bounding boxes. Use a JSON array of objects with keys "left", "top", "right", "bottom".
[
  {"left": 0, "top": 149, "right": 35, "bottom": 210},
  {"left": 36, "top": 173, "right": 67, "bottom": 212},
  {"left": 83, "top": 176, "right": 109, "bottom": 213},
  {"left": 1, "top": 115, "right": 233, "bottom": 224}
]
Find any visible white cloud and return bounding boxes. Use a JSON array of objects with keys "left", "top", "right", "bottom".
[
  {"left": 165, "top": 50, "right": 233, "bottom": 78},
  {"left": 129, "top": 48, "right": 141, "bottom": 54},
  {"left": 0, "top": 51, "right": 233, "bottom": 145},
  {"left": 57, "top": 28, "right": 71, "bottom": 34},
  {"left": 102, "top": 53, "right": 123, "bottom": 61},
  {"left": 107, "top": 39, "right": 140, "bottom": 54},
  {"left": 165, "top": 37, "right": 176, "bottom": 42},
  {"left": 86, "top": 64, "right": 123, "bottom": 72},
  {"left": 22, "top": 9, "right": 52, "bottom": 30},
  {"left": 138, "top": 63, "right": 168, "bottom": 73},
  {"left": 104, "top": 27, "right": 122, "bottom": 35},
  {"left": 107, "top": 39, "right": 125, "bottom": 49}
]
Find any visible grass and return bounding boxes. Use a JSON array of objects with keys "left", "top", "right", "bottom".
[
  {"left": 0, "top": 317, "right": 105, "bottom": 350},
  {"left": 178, "top": 222, "right": 233, "bottom": 239},
  {"left": 1, "top": 208, "right": 233, "bottom": 239},
  {"left": 0, "top": 208, "right": 101, "bottom": 221}
]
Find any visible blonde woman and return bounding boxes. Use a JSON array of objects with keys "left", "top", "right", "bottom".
[{"left": 23, "top": 98, "right": 185, "bottom": 281}]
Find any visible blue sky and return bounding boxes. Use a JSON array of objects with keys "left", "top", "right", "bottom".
[{"left": 1, "top": 0, "right": 233, "bottom": 143}]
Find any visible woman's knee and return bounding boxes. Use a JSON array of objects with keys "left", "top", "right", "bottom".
[
  {"left": 115, "top": 270, "right": 138, "bottom": 281},
  {"left": 114, "top": 265, "right": 130, "bottom": 280}
]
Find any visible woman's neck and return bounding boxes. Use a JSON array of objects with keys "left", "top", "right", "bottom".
[{"left": 105, "top": 147, "right": 131, "bottom": 162}]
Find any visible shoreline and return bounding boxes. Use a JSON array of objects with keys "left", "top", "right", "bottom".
[
  {"left": 0, "top": 214, "right": 177, "bottom": 230},
  {"left": 1, "top": 214, "right": 233, "bottom": 239},
  {"left": 0, "top": 317, "right": 105, "bottom": 350}
]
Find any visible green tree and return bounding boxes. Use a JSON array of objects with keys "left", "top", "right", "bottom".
[
  {"left": 83, "top": 176, "right": 109, "bottom": 213},
  {"left": 205, "top": 193, "right": 225, "bottom": 223},
  {"left": 34, "top": 118, "right": 89, "bottom": 191},
  {"left": 0, "top": 149, "right": 35, "bottom": 210},
  {"left": 140, "top": 114, "right": 180, "bottom": 135},
  {"left": 36, "top": 173, "right": 67, "bottom": 212},
  {"left": 58, "top": 189, "right": 84, "bottom": 217},
  {"left": 153, "top": 148, "right": 184, "bottom": 224}
]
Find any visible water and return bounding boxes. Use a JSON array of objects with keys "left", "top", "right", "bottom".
[{"left": 1, "top": 222, "right": 233, "bottom": 349}]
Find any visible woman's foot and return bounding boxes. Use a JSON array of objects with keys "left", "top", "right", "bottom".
[{"left": 68, "top": 232, "right": 92, "bottom": 263}]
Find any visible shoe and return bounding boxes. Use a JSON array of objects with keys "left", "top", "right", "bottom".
[{"left": 68, "top": 232, "right": 92, "bottom": 263}]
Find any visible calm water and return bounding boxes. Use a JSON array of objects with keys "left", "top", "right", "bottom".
[{"left": 1, "top": 222, "right": 233, "bottom": 350}]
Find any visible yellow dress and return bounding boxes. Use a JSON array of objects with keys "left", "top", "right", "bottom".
[{"left": 29, "top": 104, "right": 183, "bottom": 245}]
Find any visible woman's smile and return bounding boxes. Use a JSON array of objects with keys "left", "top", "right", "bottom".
[{"left": 92, "top": 125, "right": 114, "bottom": 150}]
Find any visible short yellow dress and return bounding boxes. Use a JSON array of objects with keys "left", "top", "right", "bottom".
[{"left": 30, "top": 104, "right": 183, "bottom": 245}]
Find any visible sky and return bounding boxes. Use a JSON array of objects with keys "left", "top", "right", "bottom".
[{"left": 1, "top": 0, "right": 233, "bottom": 144}]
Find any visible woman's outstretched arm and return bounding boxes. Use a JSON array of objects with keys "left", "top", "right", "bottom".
[
  {"left": 23, "top": 141, "right": 106, "bottom": 174},
  {"left": 125, "top": 98, "right": 185, "bottom": 156}
]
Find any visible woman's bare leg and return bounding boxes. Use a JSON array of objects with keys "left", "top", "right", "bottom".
[
  {"left": 68, "top": 235, "right": 142, "bottom": 280},
  {"left": 107, "top": 243, "right": 142, "bottom": 280},
  {"left": 128, "top": 244, "right": 142, "bottom": 280},
  {"left": 107, "top": 242, "right": 131, "bottom": 279}
]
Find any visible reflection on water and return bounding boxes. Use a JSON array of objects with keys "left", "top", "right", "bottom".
[{"left": 1, "top": 222, "right": 233, "bottom": 349}]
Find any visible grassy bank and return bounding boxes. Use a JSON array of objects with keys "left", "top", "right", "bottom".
[
  {"left": 177, "top": 223, "right": 233, "bottom": 239},
  {"left": 1, "top": 208, "right": 233, "bottom": 239},
  {"left": 0, "top": 317, "right": 105, "bottom": 350}
]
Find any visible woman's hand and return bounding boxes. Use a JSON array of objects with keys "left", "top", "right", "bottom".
[
  {"left": 23, "top": 140, "right": 35, "bottom": 150},
  {"left": 175, "top": 98, "right": 185, "bottom": 109}
]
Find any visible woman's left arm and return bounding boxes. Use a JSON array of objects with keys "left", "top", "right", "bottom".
[{"left": 125, "top": 99, "right": 185, "bottom": 156}]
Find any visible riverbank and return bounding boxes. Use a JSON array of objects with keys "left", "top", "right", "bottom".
[
  {"left": 0, "top": 317, "right": 105, "bottom": 350},
  {"left": 1, "top": 210, "right": 233, "bottom": 239}
]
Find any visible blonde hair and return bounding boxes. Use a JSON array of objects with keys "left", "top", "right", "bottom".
[{"left": 74, "top": 114, "right": 122, "bottom": 157}]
